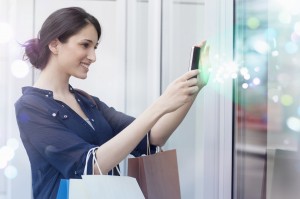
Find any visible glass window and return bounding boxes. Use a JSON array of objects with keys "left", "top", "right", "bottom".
[{"left": 234, "top": 0, "right": 300, "bottom": 198}]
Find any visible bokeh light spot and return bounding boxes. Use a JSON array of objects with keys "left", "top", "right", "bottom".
[
  {"left": 253, "top": 77, "right": 261, "bottom": 85},
  {"left": 242, "top": 83, "right": 248, "bottom": 89},
  {"left": 294, "top": 21, "right": 300, "bottom": 35},
  {"left": 253, "top": 40, "right": 270, "bottom": 54},
  {"left": 0, "top": 146, "right": 15, "bottom": 163},
  {"left": 10, "top": 60, "right": 30, "bottom": 78},
  {"left": 7, "top": 138, "right": 19, "bottom": 151},
  {"left": 272, "top": 50, "right": 279, "bottom": 57},
  {"left": 247, "top": 17, "right": 260, "bottom": 29},
  {"left": 287, "top": 117, "right": 300, "bottom": 132},
  {"left": 4, "top": 165, "right": 18, "bottom": 179},
  {"left": 244, "top": 73, "right": 251, "bottom": 80},
  {"left": 291, "top": 32, "right": 300, "bottom": 42},
  {"left": 272, "top": 95, "right": 279, "bottom": 103},
  {"left": 280, "top": 94, "right": 294, "bottom": 106}
]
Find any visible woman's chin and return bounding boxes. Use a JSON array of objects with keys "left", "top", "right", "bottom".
[{"left": 74, "top": 73, "right": 88, "bottom": 79}]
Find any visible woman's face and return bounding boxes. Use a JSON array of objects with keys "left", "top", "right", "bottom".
[{"left": 55, "top": 23, "right": 98, "bottom": 79}]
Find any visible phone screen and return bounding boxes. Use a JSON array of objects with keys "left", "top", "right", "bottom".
[{"left": 189, "top": 46, "right": 201, "bottom": 71}]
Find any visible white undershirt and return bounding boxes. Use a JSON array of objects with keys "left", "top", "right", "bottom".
[{"left": 85, "top": 118, "right": 95, "bottom": 130}]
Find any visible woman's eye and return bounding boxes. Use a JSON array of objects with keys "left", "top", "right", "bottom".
[{"left": 82, "top": 43, "right": 89, "bottom": 48}]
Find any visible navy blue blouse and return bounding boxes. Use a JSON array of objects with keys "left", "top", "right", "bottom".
[{"left": 14, "top": 86, "right": 155, "bottom": 199}]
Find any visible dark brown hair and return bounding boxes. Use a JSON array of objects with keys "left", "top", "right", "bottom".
[{"left": 23, "top": 7, "right": 101, "bottom": 70}]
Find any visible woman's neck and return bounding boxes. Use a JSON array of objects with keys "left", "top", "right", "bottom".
[{"left": 33, "top": 66, "right": 70, "bottom": 95}]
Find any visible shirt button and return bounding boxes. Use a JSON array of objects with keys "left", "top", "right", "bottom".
[
  {"left": 52, "top": 113, "right": 56, "bottom": 117},
  {"left": 45, "top": 95, "right": 49, "bottom": 97},
  {"left": 64, "top": 115, "right": 68, "bottom": 119},
  {"left": 91, "top": 119, "right": 94, "bottom": 122},
  {"left": 77, "top": 99, "right": 80, "bottom": 102}
]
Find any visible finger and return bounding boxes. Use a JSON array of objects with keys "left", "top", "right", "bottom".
[
  {"left": 187, "top": 85, "right": 199, "bottom": 95},
  {"left": 186, "top": 78, "right": 198, "bottom": 87},
  {"left": 182, "top": 70, "right": 199, "bottom": 81},
  {"left": 196, "top": 40, "right": 206, "bottom": 48}
]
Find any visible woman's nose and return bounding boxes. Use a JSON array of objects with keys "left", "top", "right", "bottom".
[{"left": 87, "top": 49, "right": 96, "bottom": 63}]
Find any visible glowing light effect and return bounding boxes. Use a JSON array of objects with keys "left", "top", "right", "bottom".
[
  {"left": 272, "top": 50, "right": 279, "bottom": 57},
  {"left": 0, "top": 146, "right": 15, "bottom": 170},
  {"left": 291, "top": 32, "right": 300, "bottom": 42},
  {"left": 247, "top": 17, "right": 260, "bottom": 29},
  {"left": 7, "top": 138, "right": 19, "bottom": 151},
  {"left": 285, "top": 42, "right": 298, "bottom": 54},
  {"left": 275, "top": 0, "right": 300, "bottom": 15},
  {"left": 272, "top": 95, "right": 279, "bottom": 103},
  {"left": 0, "top": 138, "right": 19, "bottom": 171},
  {"left": 278, "top": 12, "right": 292, "bottom": 24},
  {"left": 231, "top": 73, "right": 238, "bottom": 79},
  {"left": 245, "top": 74, "right": 251, "bottom": 80},
  {"left": 4, "top": 165, "right": 18, "bottom": 179},
  {"left": 0, "top": 22, "right": 13, "bottom": 43},
  {"left": 253, "top": 40, "right": 270, "bottom": 54},
  {"left": 287, "top": 117, "right": 300, "bottom": 132},
  {"left": 253, "top": 77, "right": 261, "bottom": 85},
  {"left": 254, "top": 67, "right": 260, "bottom": 72},
  {"left": 280, "top": 95, "right": 294, "bottom": 106},
  {"left": 213, "top": 61, "right": 239, "bottom": 84},
  {"left": 240, "top": 67, "right": 249, "bottom": 76},
  {"left": 10, "top": 60, "right": 30, "bottom": 78},
  {"left": 242, "top": 83, "right": 248, "bottom": 89},
  {"left": 0, "top": 146, "right": 14, "bottom": 162},
  {"left": 294, "top": 22, "right": 300, "bottom": 35},
  {"left": 0, "top": 160, "right": 7, "bottom": 169},
  {"left": 298, "top": 107, "right": 300, "bottom": 116}
]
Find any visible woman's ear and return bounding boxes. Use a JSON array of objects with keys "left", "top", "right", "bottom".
[{"left": 48, "top": 39, "right": 60, "bottom": 55}]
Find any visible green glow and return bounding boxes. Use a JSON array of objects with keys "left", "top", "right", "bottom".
[
  {"left": 280, "top": 95, "right": 294, "bottom": 106},
  {"left": 247, "top": 17, "right": 260, "bottom": 29}
]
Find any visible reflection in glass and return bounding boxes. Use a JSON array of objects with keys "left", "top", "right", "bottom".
[{"left": 234, "top": 0, "right": 300, "bottom": 198}]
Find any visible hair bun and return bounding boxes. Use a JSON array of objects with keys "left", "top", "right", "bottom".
[{"left": 23, "top": 38, "right": 41, "bottom": 68}]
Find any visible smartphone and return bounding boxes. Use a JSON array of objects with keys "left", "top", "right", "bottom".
[{"left": 189, "top": 46, "right": 201, "bottom": 71}]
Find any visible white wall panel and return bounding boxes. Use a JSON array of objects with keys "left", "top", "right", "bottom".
[
  {"left": 162, "top": 0, "right": 233, "bottom": 198},
  {"left": 0, "top": 0, "right": 34, "bottom": 198}
]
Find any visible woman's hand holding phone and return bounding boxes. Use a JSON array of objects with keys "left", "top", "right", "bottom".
[{"left": 189, "top": 40, "right": 211, "bottom": 89}]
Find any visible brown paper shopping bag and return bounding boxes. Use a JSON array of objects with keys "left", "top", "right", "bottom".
[{"left": 128, "top": 149, "right": 181, "bottom": 199}]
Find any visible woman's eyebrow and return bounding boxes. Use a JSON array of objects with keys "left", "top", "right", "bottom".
[{"left": 81, "top": 39, "right": 94, "bottom": 43}]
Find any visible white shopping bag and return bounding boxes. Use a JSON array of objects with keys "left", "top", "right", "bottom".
[
  {"left": 67, "top": 175, "right": 144, "bottom": 199},
  {"left": 57, "top": 147, "right": 145, "bottom": 199}
]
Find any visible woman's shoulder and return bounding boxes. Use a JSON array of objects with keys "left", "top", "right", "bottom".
[{"left": 15, "top": 86, "right": 54, "bottom": 111}]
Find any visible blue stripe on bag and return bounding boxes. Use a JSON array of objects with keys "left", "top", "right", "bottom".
[{"left": 56, "top": 179, "right": 69, "bottom": 199}]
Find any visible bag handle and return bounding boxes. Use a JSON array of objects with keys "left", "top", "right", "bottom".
[
  {"left": 83, "top": 147, "right": 121, "bottom": 176},
  {"left": 146, "top": 133, "right": 162, "bottom": 155},
  {"left": 84, "top": 147, "right": 102, "bottom": 175}
]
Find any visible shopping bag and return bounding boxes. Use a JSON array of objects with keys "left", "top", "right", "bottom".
[
  {"left": 57, "top": 147, "right": 145, "bottom": 199},
  {"left": 127, "top": 148, "right": 181, "bottom": 199}
]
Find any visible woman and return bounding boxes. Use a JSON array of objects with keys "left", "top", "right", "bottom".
[{"left": 15, "top": 7, "right": 207, "bottom": 199}]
